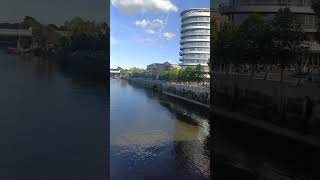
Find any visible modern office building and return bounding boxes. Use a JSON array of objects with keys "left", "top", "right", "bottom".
[
  {"left": 219, "top": 0, "right": 320, "bottom": 69},
  {"left": 180, "top": 8, "right": 211, "bottom": 72}
]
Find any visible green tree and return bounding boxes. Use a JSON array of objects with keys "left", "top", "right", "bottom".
[
  {"left": 129, "top": 67, "right": 144, "bottom": 77},
  {"left": 239, "top": 14, "right": 274, "bottom": 79},
  {"left": 160, "top": 70, "right": 169, "bottom": 81},
  {"left": 212, "top": 23, "right": 241, "bottom": 74},
  {"left": 312, "top": 0, "right": 320, "bottom": 41},
  {"left": 159, "top": 67, "right": 179, "bottom": 81},
  {"left": 64, "top": 17, "right": 104, "bottom": 51},
  {"left": 167, "top": 67, "right": 180, "bottom": 81},
  {"left": 194, "top": 64, "right": 206, "bottom": 84},
  {"left": 21, "top": 16, "right": 42, "bottom": 28},
  {"left": 120, "top": 69, "right": 129, "bottom": 78},
  {"left": 272, "top": 8, "right": 308, "bottom": 82}
]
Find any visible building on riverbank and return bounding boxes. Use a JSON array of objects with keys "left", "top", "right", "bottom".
[
  {"left": 180, "top": 8, "right": 210, "bottom": 72},
  {"left": 219, "top": 0, "right": 320, "bottom": 73},
  {"left": 180, "top": 8, "right": 227, "bottom": 74},
  {"left": 145, "top": 62, "right": 175, "bottom": 79}
]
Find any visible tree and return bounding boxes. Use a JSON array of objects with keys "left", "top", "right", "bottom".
[
  {"left": 63, "top": 17, "right": 102, "bottom": 51},
  {"left": 120, "top": 69, "right": 129, "bottom": 78},
  {"left": 212, "top": 23, "right": 241, "bottom": 74},
  {"left": 194, "top": 64, "right": 206, "bottom": 84},
  {"left": 160, "top": 70, "right": 169, "bottom": 81},
  {"left": 21, "top": 16, "right": 42, "bottom": 28},
  {"left": 159, "top": 67, "right": 180, "bottom": 81},
  {"left": 239, "top": 14, "right": 274, "bottom": 79},
  {"left": 272, "top": 8, "right": 308, "bottom": 82},
  {"left": 209, "top": 18, "right": 219, "bottom": 75},
  {"left": 129, "top": 67, "right": 144, "bottom": 77},
  {"left": 312, "top": 0, "right": 320, "bottom": 42}
]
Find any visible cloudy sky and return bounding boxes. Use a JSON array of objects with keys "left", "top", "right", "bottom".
[
  {"left": 110, "top": 0, "right": 210, "bottom": 69},
  {"left": 0, "top": 0, "right": 108, "bottom": 25}
]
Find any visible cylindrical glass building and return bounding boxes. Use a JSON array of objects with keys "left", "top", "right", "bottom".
[{"left": 180, "top": 8, "right": 210, "bottom": 72}]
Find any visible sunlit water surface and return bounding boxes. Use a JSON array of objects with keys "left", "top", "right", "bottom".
[{"left": 110, "top": 79, "right": 210, "bottom": 180}]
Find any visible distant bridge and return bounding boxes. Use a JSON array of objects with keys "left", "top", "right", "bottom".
[
  {"left": 0, "top": 28, "right": 69, "bottom": 37},
  {"left": 0, "top": 28, "right": 32, "bottom": 37},
  {"left": 110, "top": 69, "right": 121, "bottom": 74}
]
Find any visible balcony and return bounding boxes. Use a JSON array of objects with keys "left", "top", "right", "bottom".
[
  {"left": 181, "top": 20, "right": 210, "bottom": 26},
  {"left": 180, "top": 51, "right": 210, "bottom": 55},
  {"left": 181, "top": 26, "right": 210, "bottom": 33},
  {"left": 181, "top": 44, "right": 210, "bottom": 49},
  {"left": 180, "top": 38, "right": 210, "bottom": 44},
  {"left": 181, "top": 11, "right": 210, "bottom": 20}
]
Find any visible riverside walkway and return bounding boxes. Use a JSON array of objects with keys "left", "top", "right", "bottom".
[{"left": 128, "top": 78, "right": 210, "bottom": 107}]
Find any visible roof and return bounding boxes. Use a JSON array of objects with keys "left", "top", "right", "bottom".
[{"left": 180, "top": 8, "right": 211, "bottom": 16}]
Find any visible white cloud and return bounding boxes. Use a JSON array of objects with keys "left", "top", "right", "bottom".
[
  {"left": 145, "top": 29, "right": 156, "bottom": 34},
  {"left": 134, "top": 19, "right": 164, "bottom": 29},
  {"left": 111, "top": 0, "right": 178, "bottom": 14},
  {"left": 138, "top": 38, "right": 154, "bottom": 44},
  {"left": 163, "top": 32, "right": 176, "bottom": 40}
]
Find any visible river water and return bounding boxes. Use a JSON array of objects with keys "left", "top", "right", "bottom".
[
  {"left": 110, "top": 79, "right": 210, "bottom": 180},
  {"left": 0, "top": 49, "right": 107, "bottom": 180},
  {"left": 3, "top": 48, "right": 317, "bottom": 180}
]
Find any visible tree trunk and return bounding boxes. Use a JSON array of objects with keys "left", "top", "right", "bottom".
[
  {"left": 280, "top": 66, "right": 285, "bottom": 82},
  {"left": 250, "top": 64, "right": 256, "bottom": 80},
  {"left": 264, "top": 65, "right": 270, "bottom": 80},
  {"left": 225, "top": 64, "right": 229, "bottom": 75}
]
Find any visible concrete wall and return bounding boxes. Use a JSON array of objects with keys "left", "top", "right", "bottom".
[
  {"left": 211, "top": 74, "right": 320, "bottom": 136},
  {"left": 129, "top": 78, "right": 210, "bottom": 106}
]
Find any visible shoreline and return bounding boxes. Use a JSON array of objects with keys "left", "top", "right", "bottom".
[{"left": 128, "top": 77, "right": 210, "bottom": 109}]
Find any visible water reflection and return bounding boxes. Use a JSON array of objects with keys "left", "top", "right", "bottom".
[{"left": 110, "top": 79, "right": 210, "bottom": 180}]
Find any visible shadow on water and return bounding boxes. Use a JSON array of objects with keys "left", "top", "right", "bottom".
[
  {"left": 214, "top": 114, "right": 320, "bottom": 180},
  {"left": 128, "top": 81, "right": 209, "bottom": 126}
]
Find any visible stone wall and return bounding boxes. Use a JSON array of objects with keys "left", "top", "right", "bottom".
[
  {"left": 129, "top": 78, "right": 210, "bottom": 106},
  {"left": 211, "top": 74, "right": 320, "bottom": 136}
]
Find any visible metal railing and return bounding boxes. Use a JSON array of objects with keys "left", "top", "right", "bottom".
[{"left": 220, "top": 1, "right": 312, "bottom": 9}]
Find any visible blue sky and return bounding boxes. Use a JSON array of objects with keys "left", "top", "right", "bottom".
[{"left": 110, "top": 0, "right": 210, "bottom": 69}]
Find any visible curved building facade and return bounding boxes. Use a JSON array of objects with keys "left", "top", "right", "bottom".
[{"left": 180, "top": 8, "right": 210, "bottom": 72}]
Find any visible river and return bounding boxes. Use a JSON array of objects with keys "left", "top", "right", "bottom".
[
  {"left": 3, "top": 48, "right": 317, "bottom": 180},
  {"left": 0, "top": 49, "right": 107, "bottom": 180},
  {"left": 110, "top": 79, "right": 210, "bottom": 180}
]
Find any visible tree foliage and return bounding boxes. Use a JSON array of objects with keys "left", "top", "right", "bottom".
[
  {"left": 312, "top": 0, "right": 320, "bottom": 42},
  {"left": 272, "top": 8, "right": 308, "bottom": 81},
  {"left": 129, "top": 67, "right": 144, "bottom": 77},
  {"left": 61, "top": 17, "right": 107, "bottom": 51},
  {"left": 211, "top": 8, "right": 308, "bottom": 82},
  {"left": 159, "top": 65, "right": 206, "bottom": 83}
]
